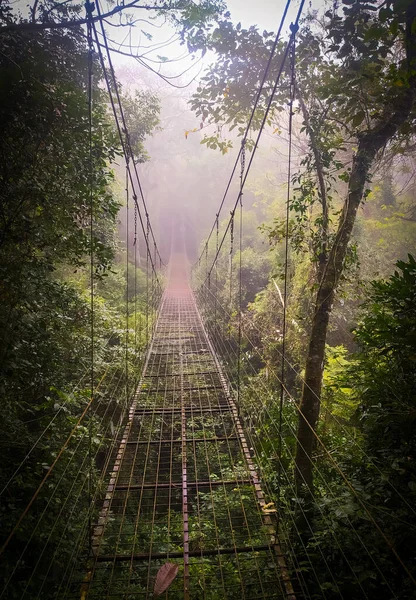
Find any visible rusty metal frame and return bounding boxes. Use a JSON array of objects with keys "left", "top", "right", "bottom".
[{"left": 72, "top": 255, "right": 296, "bottom": 600}]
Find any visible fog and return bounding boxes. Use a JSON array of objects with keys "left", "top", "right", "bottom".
[{"left": 116, "top": 60, "right": 294, "bottom": 264}]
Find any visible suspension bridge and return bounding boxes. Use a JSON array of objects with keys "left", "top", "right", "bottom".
[{"left": 73, "top": 237, "right": 296, "bottom": 599}]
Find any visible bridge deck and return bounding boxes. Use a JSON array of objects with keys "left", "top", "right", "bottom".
[{"left": 75, "top": 254, "right": 293, "bottom": 599}]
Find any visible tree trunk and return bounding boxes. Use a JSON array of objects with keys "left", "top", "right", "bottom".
[
  {"left": 294, "top": 0, "right": 416, "bottom": 497},
  {"left": 294, "top": 143, "right": 375, "bottom": 495}
]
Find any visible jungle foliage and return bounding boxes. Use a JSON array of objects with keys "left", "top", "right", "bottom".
[
  {"left": 0, "top": 6, "right": 160, "bottom": 597},
  {"left": 192, "top": 0, "right": 416, "bottom": 498},
  {"left": 191, "top": 0, "right": 416, "bottom": 596}
]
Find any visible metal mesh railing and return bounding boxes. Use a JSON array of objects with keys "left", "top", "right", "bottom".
[{"left": 65, "top": 253, "right": 294, "bottom": 599}]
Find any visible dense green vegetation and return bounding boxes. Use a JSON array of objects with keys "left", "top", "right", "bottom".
[
  {"left": 192, "top": 0, "right": 416, "bottom": 497},
  {"left": 196, "top": 208, "right": 416, "bottom": 598},
  {"left": 192, "top": 0, "right": 416, "bottom": 595},
  {"left": 0, "top": 6, "right": 161, "bottom": 597}
]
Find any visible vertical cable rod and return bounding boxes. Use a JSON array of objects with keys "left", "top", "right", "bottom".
[
  {"left": 86, "top": 0, "right": 95, "bottom": 552},
  {"left": 153, "top": 241, "right": 157, "bottom": 333},
  {"left": 179, "top": 300, "right": 190, "bottom": 599},
  {"left": 214, "top": 214, "right": 219, "bottom": 337},
  {"left": 134, "top": 198, "right": 138, "bottom": 369},
  {"left": 125, "top": 160, "right": 130, "bottom": 405},
  {"left": 228, "top": 210, "right": 234, "bottom": 345},
  {"left": 237, "top": 142, "right": 245, "bottom": 409},
  {"left": 146, "top": 215, "right": 150, "bottom": 348},
  {"left": 277, "top": 32, "right": 296, "bottom": 518}
]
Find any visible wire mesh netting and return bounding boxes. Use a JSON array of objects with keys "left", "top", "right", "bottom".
[{"left": 62, "top": 253, "right": 293, "bottom": 599}]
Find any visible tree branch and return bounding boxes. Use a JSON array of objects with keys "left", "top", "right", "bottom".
[
  {"left": 0, "top": 2, "right": 173, "bottom": 34},
  {"left": 31, "top": 0, "right": 40, "bottom": 23}
]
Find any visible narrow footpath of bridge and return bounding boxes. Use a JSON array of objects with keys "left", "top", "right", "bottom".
[{"left": 75, "top": 251, "right": 295, "bottom": 600}]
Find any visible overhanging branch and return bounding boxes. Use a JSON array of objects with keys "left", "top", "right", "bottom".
[{"left": 0, "top": 1, "right": 173, "bottom": 34}]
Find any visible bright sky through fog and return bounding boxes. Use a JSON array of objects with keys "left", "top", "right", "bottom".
[
  {"left": 226, "top": 0, "right": 299, "bottom": 31},
  {"left": 13, "top": 0, "right": 328, "bottom": 79},
  {"left": 105, "top": 0, "right": 328, "bottom": 80}
]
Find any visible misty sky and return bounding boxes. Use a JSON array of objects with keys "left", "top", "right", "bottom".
[
  {"left": 104, "top": 0, "right": 328, "bottom": 78},
  {"left": 11, "top": 0, "right": 328, "bottom": 83},
  {"left": 11, "top": 0, "right": 326, "bottom": 255},
  {"left": 226, "top": 0, "right": 318, "bottom": 30},
  {"left": 110, "top": 1, "right": 312, "bottom": 255}
]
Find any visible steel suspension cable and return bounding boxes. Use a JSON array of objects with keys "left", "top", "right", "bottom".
[
  {"left": 195, "top": 0, "right": 293, "bottom": 266},
  {"left": 277, "top": 30, "right": 296, "bottom": 520},
  {"left": 203, "top": 2, "right": 306, "bottom": 286},
  {"left": 126, "top": 160, "right": 130, "bottom": 405},
  {"left": 91, "top": 19, "right": 161, "bottom": 286},
  {"left": 237, "top": 142, "right": 245, "bottom": 409},
  {"left": 229, "top": 209, "right": 234, "bottom": 317},
  {"left": 134, "top": 194, "right": 139, "bottom": 371},
  {"left": 215, "top": 214, "right": 219, "bottom": 327},
  {"left": 95, "top": 0, "right": 164, "bottom": 270},
  {"left": 146, "top": 215, "right": 150, "bottom": 348},
  {"left": 87, "top": 0, "right": 95, "bottom": 554}
]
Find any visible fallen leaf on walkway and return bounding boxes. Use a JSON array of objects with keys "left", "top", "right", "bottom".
[{"left": 154, "top": 563, "right": 179, "bottom": 596}]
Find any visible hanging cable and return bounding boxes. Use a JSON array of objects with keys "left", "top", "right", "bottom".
[
  {"left": 125, "top": 159, "right": 130, "bottom": 406},
  {"left": 95, "top": 0, "right": 164, "bottom": 270},
  {"left": 277, "top": 31, "right": 296, "bottom": 521},
  {"left": 134, "top": 196, "right": 138, "bottom": 367},
  {"left": 195, "top": 0, "right": 293, "bottom": 266},
  {"left": 146, "top": 214, "right": 150, "bottom": 348},
  {"left": 153, "top": 240, "right": 157, "bottom": 323},
  {"left": 237, "top": 141, "right": 245, "bottom": 409},
  {"left": 86, "top": 0, "right": 95, "bottom": 552},
  {"left": 203, "top": 0, "right": 306, "bottom": 286},
  {"left": 214, "top": 213, "right": 219, "bottom": 332},
  {"left": 229, "top": 209, "right": 234, "bottom": 336},
  {"left": 91, "top": 17, "right": 162, "bottom": 287}
]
